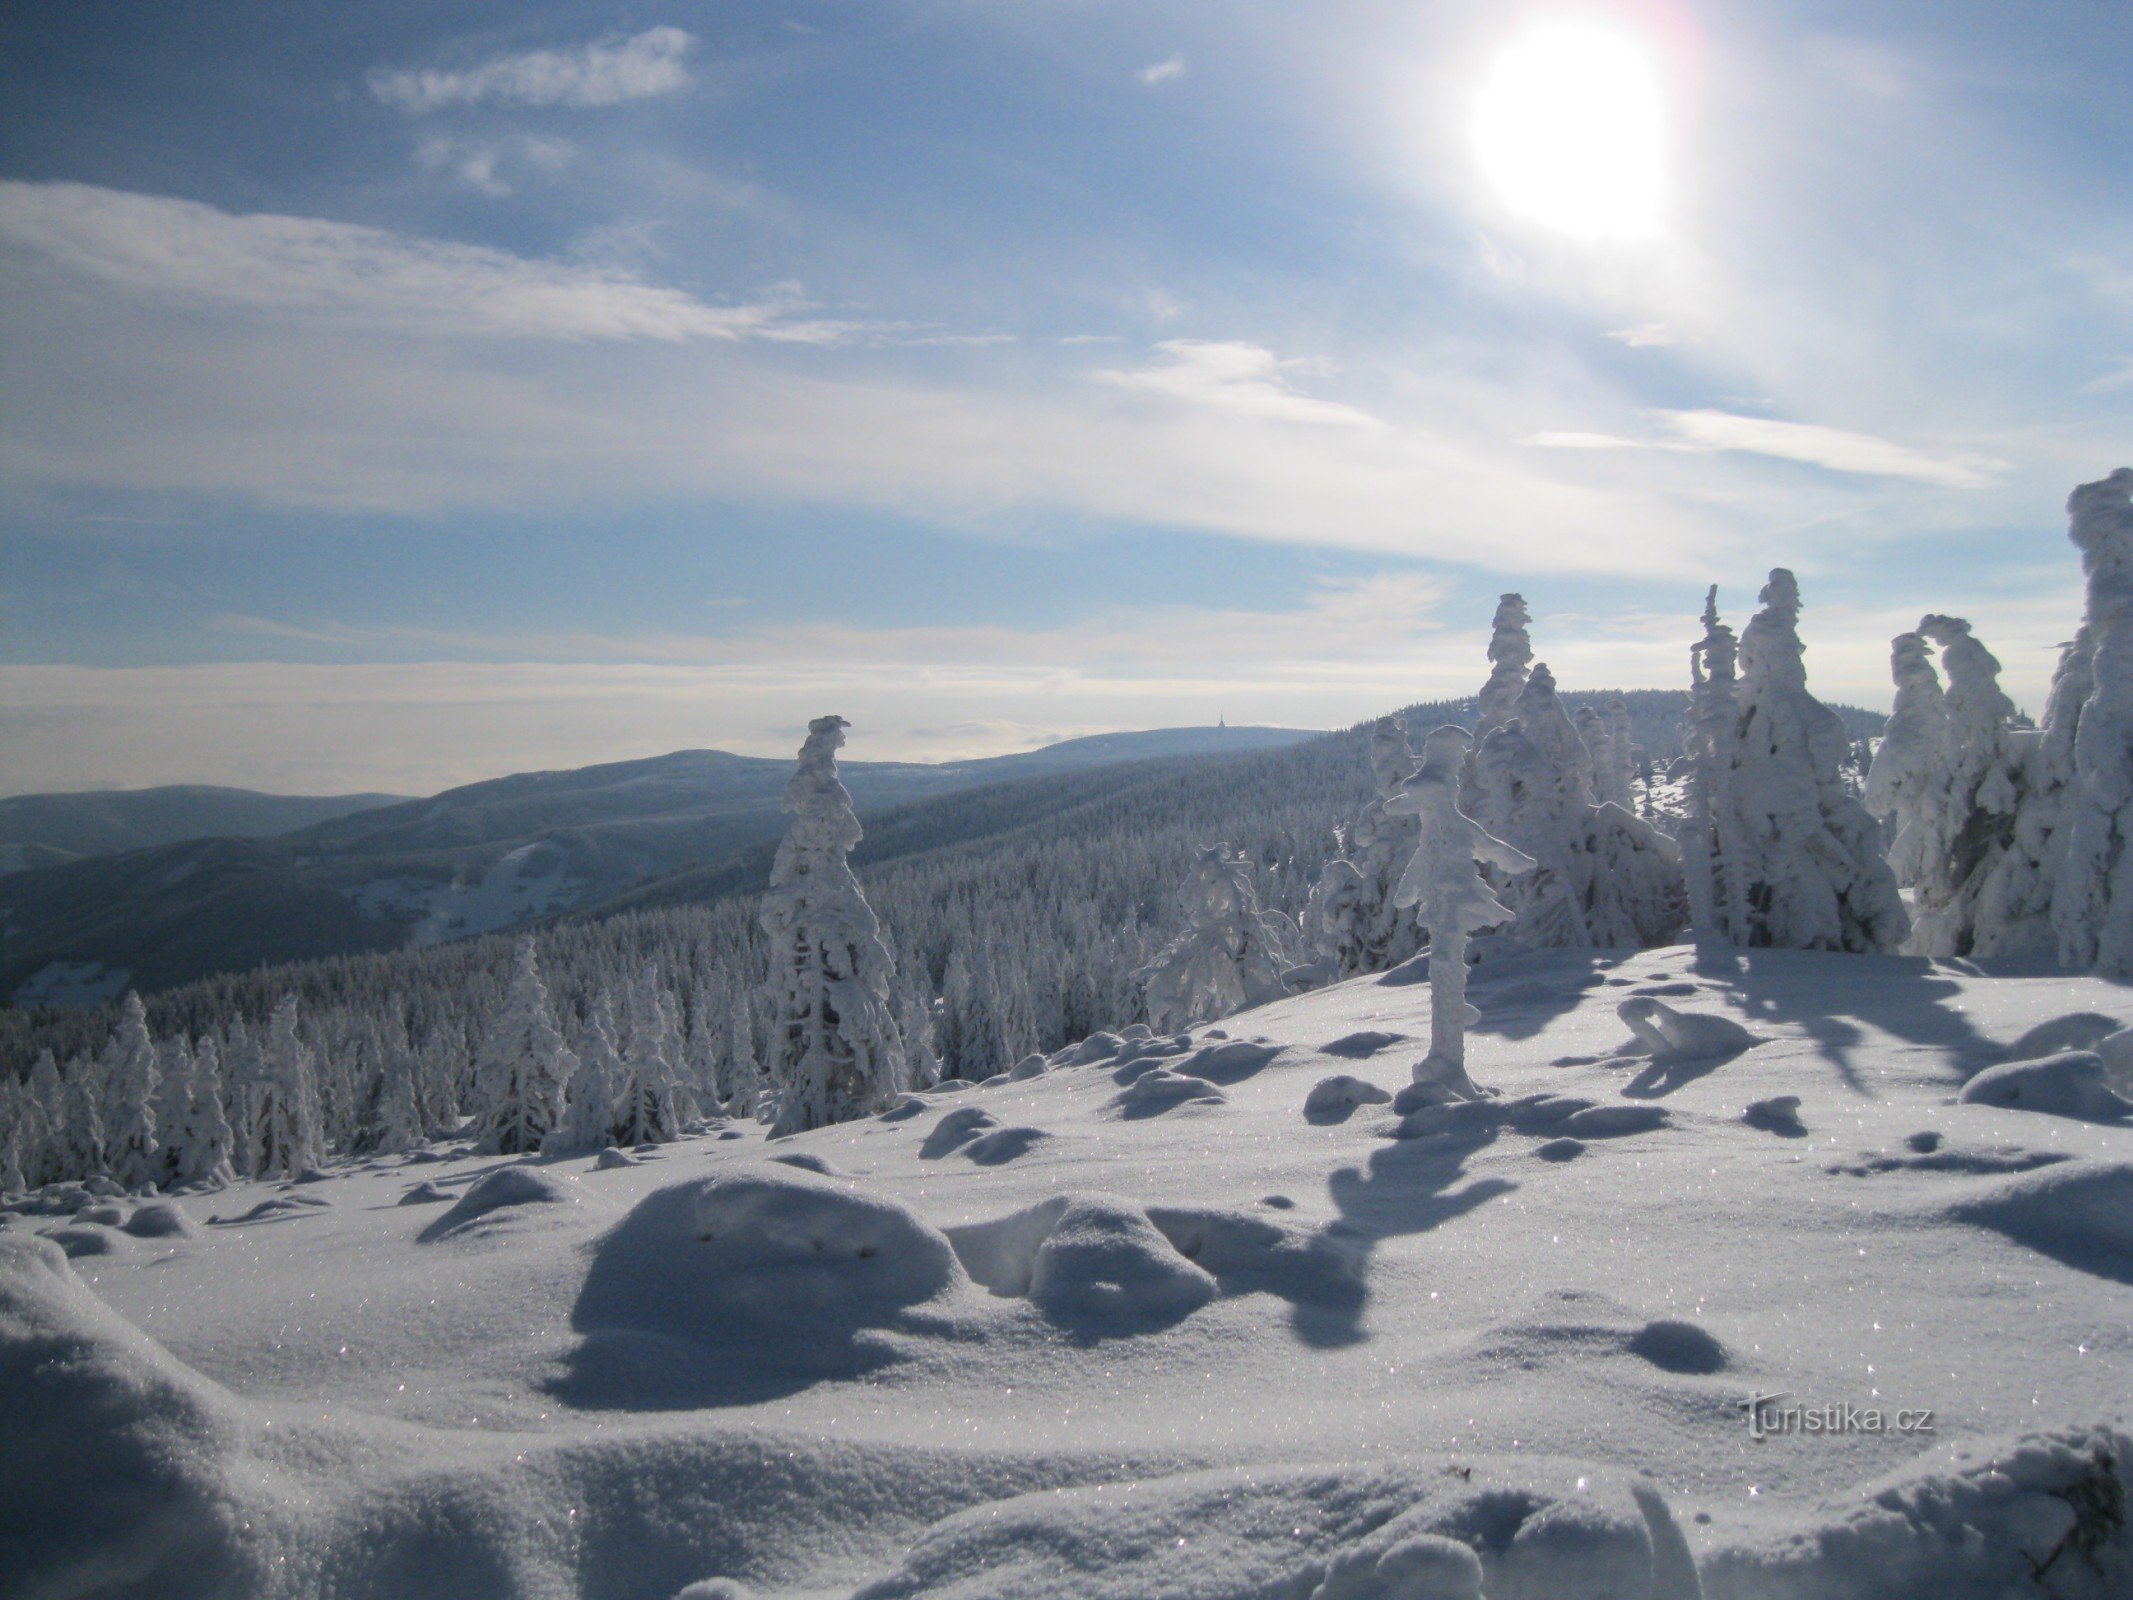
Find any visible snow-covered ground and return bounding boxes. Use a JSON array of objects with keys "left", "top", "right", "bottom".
[
  {"left": 6, "top": 947, "right": 2130, "bottom": 1600},
  {"left": 342, "top": 841, "right": 586, "bottom": 948}
]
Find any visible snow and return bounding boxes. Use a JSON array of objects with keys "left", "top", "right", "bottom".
[
  {"left": 12, "top": 958, "right": 131, "bottom": 1009},
  {"left": 4, "top": 947, "right": 2132, "bottom": 1598},
  {"left": 343, "top": 841, "right": 586, "bottom": 949}
]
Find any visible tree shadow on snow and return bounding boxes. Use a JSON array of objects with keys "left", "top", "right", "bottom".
[
  {"left": 1698, "top": 950, "right": 2002, "bottom": 1095},
  {"left": 1403, "top": 949, "right": 1642, "bottom": 1043},
  {"left": 1306, "top": 1132, "right": 1516, "bottom": 1349}
]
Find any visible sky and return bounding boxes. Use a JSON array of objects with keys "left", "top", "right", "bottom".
[{"left": 1, "top": 0, "right": 2128, "bottom": 796}]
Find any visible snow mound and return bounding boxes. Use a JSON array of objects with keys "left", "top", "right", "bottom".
[
  {"left": 0, "top": 1236, "right": 256, "bottom": 1597},
  {"left": 1958, "top": 1052, "right": 2132, "bottom": 1123},
  {"left": 1321, "top": 1029, "right": 1410, "bottom": 1058},
  {"left": 1144, "top": 1204, "right": 1368, "bottom": 1311},
  {"left": 1306, "top": 1074, "right": 1395, "bottom": 1123},
  {"left": 1616, "top": 998, "right": 1761, "bottom": 1062},
  {"left": 123, "top": 1201, "right": 199, "bottom": 1239},
  {"left": 919, "top": 1106, "right": 1000, "bottom": 1157},
  {"left": 593, "top": 1148, "right": 635, "bottom": 1170},
  {"left": 1395, "top": 1092, "right": 1669, "bottom": 1143},
  {"left": 1008, "top": 1053, "right": 1048, "bottom": 1081},
  {"left": 849, "top": 1456, "right": 1698, "bottom": 1600},
  {"left": 209, "top": 1192, "right": 331, "bottom": 1225},
  {"left": 2001, "top": 1012, "right": 2127, "bottom": 1062},
  {"left": 1704, "top": 1423, "right": 2131, "bottom": 1600},
  {"left": 962, "top": 1126, "right": 1052, "bottom": 1165},
  {"left": 1110, "top": 1068, "right": 1228, "bottom": 1117},
  {"left": 1468, "top": 1291, "right": 1733, "bottom": 1380},
  {"left": 1945, "top": 1159, "right": 2133, "bottom": 1283},
  {"left": 1181, "top": 1038, "right": 1286, "bottom": 1083},
  {"left": 420, "top": 1164, "right": 594, "bottom": 1242},
  {"left": 40, "top": 1223, "right": 124, "bottom": 1258},
  {"left": 1029, "top": 1199, "right": 1219, "bottom": 1332},
  {"left": 767, "top": 1151, "right": 842, "bottom": 1175},
  {"left": 563, "top": 1168, "right": 966, "bottom": 1399}
]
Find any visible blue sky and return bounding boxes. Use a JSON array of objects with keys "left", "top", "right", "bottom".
[{"left": 2, "top": 0, "right": 2128, "bottom": 794}]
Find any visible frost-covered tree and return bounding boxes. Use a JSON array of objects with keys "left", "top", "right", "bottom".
[
  {"left": 1863, "top": 629, "right": 1950, "bottom": 887},
  {"left": 253, "top": 995, "right": 325, "bottom": 1179},
  {"left": 100, "top": 994, "right": 161, "bottom": 1190},
  {"left": 1138, "top": 842, "right": 1298, "bottom": 1033},
  {"left": 1471, "top": 664, "right": 1596, "bottom": 948},
  {"left": 59, "top": 1059, "right": 106, "bottom": 1180},
  {"left": 167, "top": 1036, "right": 237, "bottom": 1188},
  {"left": 1389, "top": 726, "right": 1535, "bottom": 1100},
  {"left": 2050, "top": 468, "right": 2133, "bottom": 977},
  {"left": 760, "top": 715, "right": 907, "bottom": 1134},
  {"left": 20, "top": 1050, "right": 62, "bottom": 1189},
  {"left": 0, "top": 1083, "right": 24, "bottom": 1194},
  {"left": 474, "top": 939, "right": 575, "bottom": 1155},
  {"left": 1601, "top": 698, "right": 1636, "bottom": 811},
  {"left": 721, "top": 983, "right": 765, "bottom": 1116},
  {"left": 1463, "top": 593, "right": 1534, "bottom": 817},
  {"left": 1728, "top": 571, "right": 1908, "bottom": 952},
  {"left": 615, "top": 963, "right": 683, "bottom": 1145},
  {"left": 150, "top": 1036, "right": 194, "bottom": 1188},
  {"left": 900, "top": 982, "right": 942, "bottom": 1090},
  {"left": 373, "top": 1052, "right": 427, "bottom": 1158},
  {"left": 547, "top": 988, "right": 623, "bottom": 1154},
  {"left": 1682, "top": 589, "right": 1753, "bottom": 951},
  {"left": 1306, "top": 716, "right": 1424, "bottom": 979}
]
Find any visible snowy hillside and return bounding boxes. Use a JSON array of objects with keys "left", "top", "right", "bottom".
[{"left": 7, "top": 947, "right": 2129, "bottom": 1599}]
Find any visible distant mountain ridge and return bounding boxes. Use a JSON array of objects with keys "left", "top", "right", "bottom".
[
  {"left": 0, "top": 784, "right": 408, "bottom": 876},
  {"left": 0, "top": 725, "right": 1321, "bottom": 1004}
]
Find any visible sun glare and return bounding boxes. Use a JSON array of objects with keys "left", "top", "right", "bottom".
[{"left": 1475, "top": 22, "right": 1665, "bottom": 238}]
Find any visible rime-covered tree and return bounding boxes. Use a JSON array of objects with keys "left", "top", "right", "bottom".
[
  {"left": 1138, "top": 842, "right": 1297, "bottom": 1033},
  {"left": 100, "top": 994, "right": 161, "bottom": 1190},
  {"left": 1306, "top": 715, "right": 1424, "bottom": 979},
  {"left": 20, "top": 1050, "right": 62, "bottom": 1189},
  {"left": 1601, "top": 698, "right": 1636, "bottom": 811},
  {"left": 59, "top": 1059, "right": 106, "bottom": 1180},
  {"left": 1682, "top": 588, "right": 1752, "bottom": 951},
  {"left": 1729, "top": 570, "right": 1907, "bottom": 952},
  {"left": 253, "top": 995, "right": 325, "bottom": 1179},
  {"left": 1463, "top": 593, "right": 1534, "bottom": 817},
  {"left": 1389, "top": 726, "right": 1535, "bottom": 1100},
  {"left": 615, "top": 963, "right": 683, "bottom": 1145},
  {"left": 0, "top": 1078, "right": 27, "bottom": 1193},
  {"left": 1863, "top": 629, "right": 1950, "bottom": 887},
  {"left": 474, "top": 939, "right": 575, "bottom": 1155},
  {"left": 167, "top": 1036, "right": 237, "bottom": 1188},
  {"left": 2050, "top": 468, "right": 2133, "bottom": 977},
  {"left": 1471, "top": 664, "right": 1595, "bottom": 948},
  {"left": 721, "top": 983, "right": 765, "bottom": 1117},
  {"left": 759, "top": 715, "right": 907, "bottom": 1134},
  {"left": 547, "top": 988, "right": 624, "bottom": 1154}
]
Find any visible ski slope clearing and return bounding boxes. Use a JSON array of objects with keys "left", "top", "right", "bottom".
[{"left": 5, "top": 948, "right": 2130, "bottom": 1599}]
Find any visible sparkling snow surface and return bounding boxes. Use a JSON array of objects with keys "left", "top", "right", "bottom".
[{"left": 6, "top": 947, "right": 2131, "bottom": 1599}]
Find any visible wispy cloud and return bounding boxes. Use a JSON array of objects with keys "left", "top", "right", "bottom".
[
  {"left": 1606, "top": 323, "right": 1677, "bottom": 348},
  {"left": 1526, "top": 409, "right": 2006, "bottom": 488},
  {"left": 1137, "top": 57, "right": 1186, "bottom": 87},
  {"left": 414, "top": 134, "right": 576, "bottom": 197},
  {"left": 369, "top": 27, "right": 695, "bottom": 113},
  {"left": 0, "top": 180, "right": 855, "bottom": 343},
  {"left": 1095, "top": 340, "right": 1383, "bottom": 429}
]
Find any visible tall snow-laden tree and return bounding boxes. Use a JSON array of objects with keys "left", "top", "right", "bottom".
[
  {"left": 1863, "top": 629, "right": 1950, "bottom": 887},
  {"left": 59, "top": 1058, "right": 107, "bottom": 1180},
  {"left": 1306, "top": 716, "right": 1424, "bottom": 980},
  {"left": 21, "top": 1050, "right": 62, "bottom": 1189},
  {"left": 1602, "top": 698, "right": 1636, "bottom": 811},
  {"left": 1729, "top": 570, "right": 1908, "bottom": 952},
  {"left": 150, "top": 1036, "right": 194, "bottom": 1188},
  {"left": 474, "top": 938, "right": 576, "bottom": 1155},
  {"left": 1138, "top": 842, "right": 1298, "bottom": 1033},
  {"left": 547, "top": 988, "right": 624, "bottom": 1154},
  {"left": 1471, "top": 664, "right": 1596, "bottom": 949},
  {"left": 1682, "top": 589, "right": 1752, "bottom": 951},
  {"left": 615, "top": 962, "right": 683, "bottom": 1145},
  {"left": 1463, "top": 593, "right": 1534, "bottom": 817},
  {"left": 253, "top": 995, "right": 325, "bottom": 1180},
  {"left": 721, "top": 983, "right": 765, "bottom": 1117},
  {"left": 760, "top": 715, "right": 908, "bottom": 1134},
  {"left": 1389, "top": 726, "right": 1536, "bottom": 1101},
  {"left": 168, "top": 1036, "right": 237, "bottom": 1188},
  {"left": 1889, "top": 617, "right": 2025, "bottom": 958},
  {"left": 100, "top": 993, "right": 161, "bottom": 1190},
  {"left": 2050, "top": 468, "right": 2133, "bottom": 977}
]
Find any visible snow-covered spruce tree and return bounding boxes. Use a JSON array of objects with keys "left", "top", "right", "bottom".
[
  {"left": 2050, "top": 468, "right": 2133, "bottom": 977},
  {"left": 1471, "top": 664, "right": 1595, "bottom": 949},
  {"left": 760, "top": 715, "right": 907, "bottom": 1135},
  {"left": 1306, "top": 715, "right": 1424, "bottom": 980},
  {"left": 253, "top": 995, "right": 325, "bottom": 1180},
  {"left": 547, "top": 987, "right": 624, "bottom": 1154},
  {"left": 1462, "top": 593, "right": 1534, "bottom": 817},
  {"left": 0, "top": 1084, "right": 24, "bottom": 1194},
  {"left": 1389, "top": 726, "right": 1536, "bottom": 1101},
  {"left": 220, "top": 1017, "right": 262, "bottom": 1178},
  {"left": 614, "top": 962, "right": 683, "bottom": 1146},
  {"left": 372, "top": 1050, "right": 427, "bottom": 1158},
  {"left": 1898, "top": 617, "right": 2026, "bottom": 958},
  {"left": 1863, "top": 629, "right": 1950, "bottom": 888},
  {"left": 899, "top": 981, "right": 942, "bottom": 1091},
  {"left": 474, "top": 938, "right": 576, "bottom": 1155},
  {"left": 20, "top": 1050, "right": 62, "bottom": 1189},
  {"left": 100, "top": 993, "right": 161, "bottom": 1190},
  {"left": 720, "top": 983, "right": 765, "bottom": 1117},
  {"left": 1602, "top": 698, "right": 1636, "bottom": 811},
  {"left": 168, "top": 1036, "right": 237, "bottom": 1188},
  {"left": 1138, "top": 842, "right": 1298, "bottom": 1033},
  {"left": 150, "top": 1036, "right": 194, "bottom": 1188},
  {"left": 1682, "top": 588, "right": 1752, "bottom": 952},
  {"left": 60, "top": 1059, "right": 107, "bottom": 1181},
  {"left": 1729, "top": 570, "right": 1908, "bottom": 952}
]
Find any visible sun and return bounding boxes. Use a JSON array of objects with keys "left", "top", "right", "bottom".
[{"left": 1474, "top": 22, "right": 1665, "bottom": 238}]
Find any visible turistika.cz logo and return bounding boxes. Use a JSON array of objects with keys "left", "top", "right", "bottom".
[{"left": 1741, "top": 1392, "right": 1937, "bottom": 1441}]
